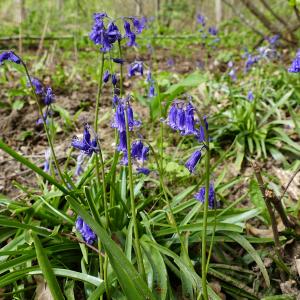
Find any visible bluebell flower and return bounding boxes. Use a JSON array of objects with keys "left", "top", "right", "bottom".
[
  {"left": 132, "top": 17, "right": 147, "bottom": 33},
  {"left": 131, "top": 140, "right": 144, "bottom": 158},
  {"left": 176, "top": 106, "right": 185, "bottom": 132},
  {"left": 127, "top": 104, "right": 141, "bottom": 128},
  {"left": 167, "top": 58, "right": 175, "bottom": 67},
  {"left": 117, "top": 131, "right": 127, "bottom": 152},
  {"left": 130, "top": 140, "right": 149, "bottom": 162},
  {"left": 93, "top": 12, "right": 108, "bottom": 21},
  {"left": 245, "top": 54, "right": 259, "bottom": 72},
  {"left": 28, "top": 77, "right": 44, "bottom": 94},
  {"left": 197, "top": 14, "right": 206, "bottom": 27},
  {"left": 288, "top": 50, "right": 300, "bottom": 73},
  {"left": 137, "top": 167, "right": 150, "bottom": 175},
  {"left": 227, "top": 61, "right": 234, "bottom": 68},
  {"left": 90, "top": 16, "right": 105, "bottom": 45},
  {"left": 167, "top": 103, "right": 178, "bottom": 130},
  {"left": 184, "top": 103, "right": 197, "bottom": 135},
  {"left": 124, "top": 20, "right": 137, "bottom": 47},
  {"left": 208, "top": 26, "right": 218, "bottom": 36},
  {"left": 141, "top": 145, "right": 149, "bottom": 162},
  {"left": 43, "top": 148, "right": 51, "bottom": 173},
  {"left": 112, "top": 102, "right": 126, "bottom": 132},
  {"left": 194, "top": 183, "right": 215, "bottom": 208},
  {"left": 228, "top": 68, "right": 237, "bottom": 81},
  {"left": 112, "top": 94, "right": 119, "bottom": 106},
  {"left": 111, "top": 74, "right": 117, "bottom": 86},
  {"left": 112, "top": 58, "right": 124, "bottom": 64},
  {"left": 146, "top": 70, "right": 153, "bottom": 83},
  {"left": 75, "top": 216, "right": 97, "bottom": 244},
  {"left": 103, "top": 70, "right": 110, "bottom": 83},
  {"left": 267, "top": 34, "right": 280, "bottom": 46},
  {"left": 44, "top": 87, "right": 55, "bottom": 105},
  {"left": 120, "top": 151, "right": 129, "bottom": 165},
  {"left": 36, "top": 109, "right": 51, "bottom": 125},
  {"left": 247, "top": 90, "right": 254, "bottom": 102},
  {"left": 71, "top": 124, "right": 98, "bottom": 155},
  {"left": 148, "top": 84, "right": 155, "bottom": 98},
  {"left": 89, "top": 13, "right": 121, "bottom": 53},
  {"left": 75, "top": 153, "right": 85, "bottom": 176},
  {"left": 185, "top": 150, "right": 201, "bottom": 173},
  {"left": 128, "top": 61, "right": 143, "bottom": 77},
  {"left": 106, "top": 22, "right": 122, "bottom": 44},
  {"left": 0, "top": 51, "right": 21, "bottom": 65}
]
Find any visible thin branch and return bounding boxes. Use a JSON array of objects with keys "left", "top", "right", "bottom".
[
  {"left": 259, "top": 0, "right": 291, "bottom": 30},
  {"left": 280, "top": 165, "right": 300, "bottom": 202}
]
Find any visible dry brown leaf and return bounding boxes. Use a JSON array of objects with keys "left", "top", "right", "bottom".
[
  {"left": 296, "top": 258, "right": 300, "bottom": 277},
  {"left": 34, "top": 275, "right": 54, "bottom": 300},
  {"left": 246, "top": 220, "right": 285, "bottom": 238}
]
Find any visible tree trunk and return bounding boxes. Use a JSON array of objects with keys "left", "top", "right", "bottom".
[{"left": 215, "top": 0, "right": 222, "bottom": 24}]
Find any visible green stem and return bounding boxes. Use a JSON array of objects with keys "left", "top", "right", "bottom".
[
  {"left": 118, "top": 41, "right": 124, "bottom": 95},
  {"left": 22, "top": 62, "right": 67, "bottom": 187},
  {"left": 94, "top": 53, "right": 105, "bottom": 131},
  {"left": 201, "top": 127, "right": 210, "bottom": 300},
  {"left": 124, "top": 108, "right": 146, "bottom": 281},
  {"left": 93, "top": 52, "right": 109, "bottom": 300}
]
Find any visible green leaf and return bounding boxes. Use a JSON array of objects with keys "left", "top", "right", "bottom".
[
  {"left": 12, "top": 100, "right": 24, "bottom": 110},
  {"left": 31, "top": 233, "right": 65, "bottom": 300},
  {"left": 65, "top": 196, "right": 155, "bottom": 300},
  {"left": 249, "top": 179, "right": 270, "bottom": 223},
  {"left": 224, "top": 232, "right": 270, "bottom": 287}
]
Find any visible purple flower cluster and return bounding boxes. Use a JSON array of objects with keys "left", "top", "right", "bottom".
[
  {"left": 166, "top": 101, "right": 208, "bottom": 175},
  {"left": 194, "top": 184, "right": 215, "bottom": 209},
  {"left": 288, "top": 50, "right": 300, "bottom": 73},
  {"left": 75, "top": 217, "right": 97, "bottom": 244},
  {"left": 111, "top": 99, "right": 150, "bottom": 173},
  {"left": 90, "top": 13, "right": 146, "bottom": 52},
  {"left": 71, "top": 124, "right": 98, "bottom": 156},
  {"left": 166, "top": 102, "right": 207, "bottom": 141}
]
